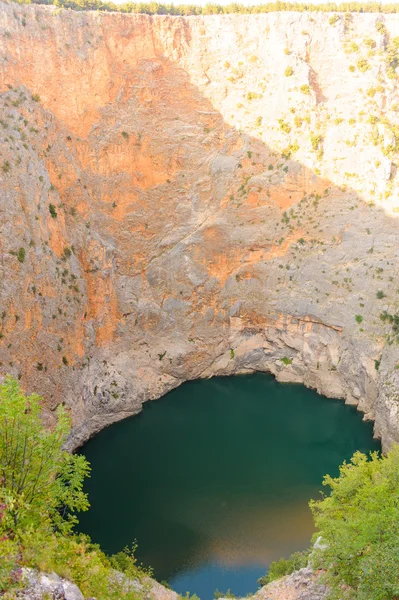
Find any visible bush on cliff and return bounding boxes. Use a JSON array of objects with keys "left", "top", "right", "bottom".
[
  {"left": 257, "top": 448, "right": 399, "bottom": 599},
  {"left": 310, "top": 447, "right": 399, "bottom": 600},
  {"left": 257, "top": 550, "right": 309, "bottom": 586},
  {"left": 0, "top": 376, "right": 146, "bottom": 598}
]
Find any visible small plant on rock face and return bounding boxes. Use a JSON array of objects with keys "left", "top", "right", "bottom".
[
  {"left": 62, "top": 247, "right": 72, "bottom": 260},
  {"left": 214, "top": 590, "right": 237, "bottom": 599},
  {"left": 282, "top": 143, "right": 299, "bottom": 159},
  {"left": 247, "top": 91, "right": 262, "bottom": 100},
  {"left": 310, "top": 133, "right": 323, "bottom": 152},
  {"left": 329, "top": 14, "right": 339, "bottom": 25},
  {"left": 355, "top": 314, "right": 363, "bottom": 324},
  {"left": 285, "top": 66, "right": 294, "bottom": 77},
  {"left": 17, "top": 247, "right": 25, "bottom": 263},
  {"left": 32, "top": 93, "right": 40, "bottom": 102},
  {"left": 357, "top": 59, "right": 370, "bottom": 73},
  {"left": 376, "top": 20, "right": 386, "bottom": 35},
  {"left": 49, "top": 203, "right": 57, "bottom": 218},
  {"left": 280, "top": 356, "right": 293, "bottom": 365},
  {"left": 2, "top": 160, "right": 10, "bottom": 173},
  {"left": 300, "top": 84, "right": 311, "bottom": 95},
  {"left": 258, "top": 550, "right": 309, "bottom": 586},
  {"left": 376, "top": 290, "right": 386, "bottom": 299},
  {"left": 278, "top": 119, "right": 291, "bottom": 134}
]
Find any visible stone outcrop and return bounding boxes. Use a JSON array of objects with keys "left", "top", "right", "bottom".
[
  {"left": 0, "top": 3, "right": 399, "bottom": 449},
  {"left": 17, "top": 568, "right": 179, "bottom": 600},
  {"left": 17, "top": 569, "right": 85, "bottom": 600},
  {"left": 244, "top": 567, "right": 328, "bottom": 600}
]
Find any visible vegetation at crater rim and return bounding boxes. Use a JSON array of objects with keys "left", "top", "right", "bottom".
[
  {"left": 310, "top": 448, "right": 399, "bottom": 599},
  {"left": 8, "top": 0, "right": 399, "bottom": 15},
  {"left": 260, "top": 448, "right": 399, "bottom": 600},
  {"left": 1, "top": 376, "right": 399, "bottom": 600},
  {"left": 0, "top": 376, "right": 156, "bottom": 599}
]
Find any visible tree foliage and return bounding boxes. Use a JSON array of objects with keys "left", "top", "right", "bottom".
[
  {"left": 310, "top": 447, "right": 399, "bottom": 600},
  {"left": 0, "top": 377, "right": 144, "bottom": 598},
  {"left": 0, "top": 376, "right": 89, "bottom": 534}
]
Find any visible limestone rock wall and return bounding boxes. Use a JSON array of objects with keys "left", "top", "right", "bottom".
[{"left": 0, "top": 2, "right": 399, "bottom": 448}]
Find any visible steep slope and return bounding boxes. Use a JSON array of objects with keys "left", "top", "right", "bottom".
[{"left": 0, "top": 2, "right": 399, "bottom": 448}]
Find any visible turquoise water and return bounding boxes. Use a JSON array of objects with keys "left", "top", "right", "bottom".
[{"left": 79, "top": 374, "right": 379, "bottom": 599}]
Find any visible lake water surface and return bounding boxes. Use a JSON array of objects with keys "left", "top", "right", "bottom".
[{"left": 79, "top": 374, "right": 379, "bottom": 599}]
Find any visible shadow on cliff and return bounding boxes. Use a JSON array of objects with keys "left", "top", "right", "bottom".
[{"left": 1, "top": 35, "right": 398, "bottom": 435}]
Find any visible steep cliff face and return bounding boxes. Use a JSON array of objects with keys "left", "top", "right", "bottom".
[{"left": 1, "top": 2, "right": 399, "bottom": 448}]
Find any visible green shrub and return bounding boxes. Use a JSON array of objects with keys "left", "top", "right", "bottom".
[
  {"left": 364, "top": 37, "right": 376, "bottom": 48},
  {"left": 376, "top": 20, "right": 386, "bottom": 34},
  {"left": 17, "top": 247, "right": 25, "bottom": 263},
  {"left": 258, "top": 550, "right": 309, "bottom": 586},
  {"left": 348, "top": 42, "right": 359, "bottom": 52},
  {"left": 214, "top": 589, "right": 237, "bottom": 599},
  {"left": 376, "top": 290, "right": 386, "bottom": 299},
  {"left": 310, "top": 448, "right": 399, "bottom": 600},
  {"left": 2, "top": 160, "right": 11, "bottom": 173},
  {"left": 49, "top": 203, "right": 57, "bottom": 218},
  {"left": 280, "top": 356, "right": 293, "bottom": 365},
  {"left": 284, "top": 66, "right": 294, "bottom": 77},
  {"left": 355, "top": 314, "right": 363, "bottom": 323},
  {"left": 0, "top": 377, "right": 146, "bottom": 598},
  {"left": 62, "top": 247, "right": 72, "bottom": 260},
  {"left": 329, "top": 14, "right": 339, "bottom": 25},
  {"left": 278, "top": 119, "right": 291, "bottom": 134},
  {"left": 300, "top": 84, "right": 311, "bottom": 94},
  {"left": 0, "top": 377, "right": 89, "bottom": 535},
  {"left": 32, "top": 94, "right": 40, "bottom": 102},
  {"left": 282, "top": 143, "right": 299, "bottom": 158},
  {"left": 310, "top": 133, "right": 323, "bottom": 151},
  {"left": 357, "top": 58, "right": 370, "bottom": 72},
  {"left": 247, "top": 91, "right": 262, "bottom": 100}
]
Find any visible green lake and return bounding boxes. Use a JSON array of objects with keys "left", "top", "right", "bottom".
[{"left": 79, "top": 373, "right": 380, "bottom": 599}]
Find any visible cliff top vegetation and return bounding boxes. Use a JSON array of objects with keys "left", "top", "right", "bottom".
[
  {"left": 5, "top": 0, "right": 399, "bottom": 15},
  {"left": 0, "top": 376, "right": 151, "bottom": 599}
]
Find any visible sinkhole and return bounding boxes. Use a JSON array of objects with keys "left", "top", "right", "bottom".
[{"left": 79, "top": 373, "right": 379, "bottom": 599}]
